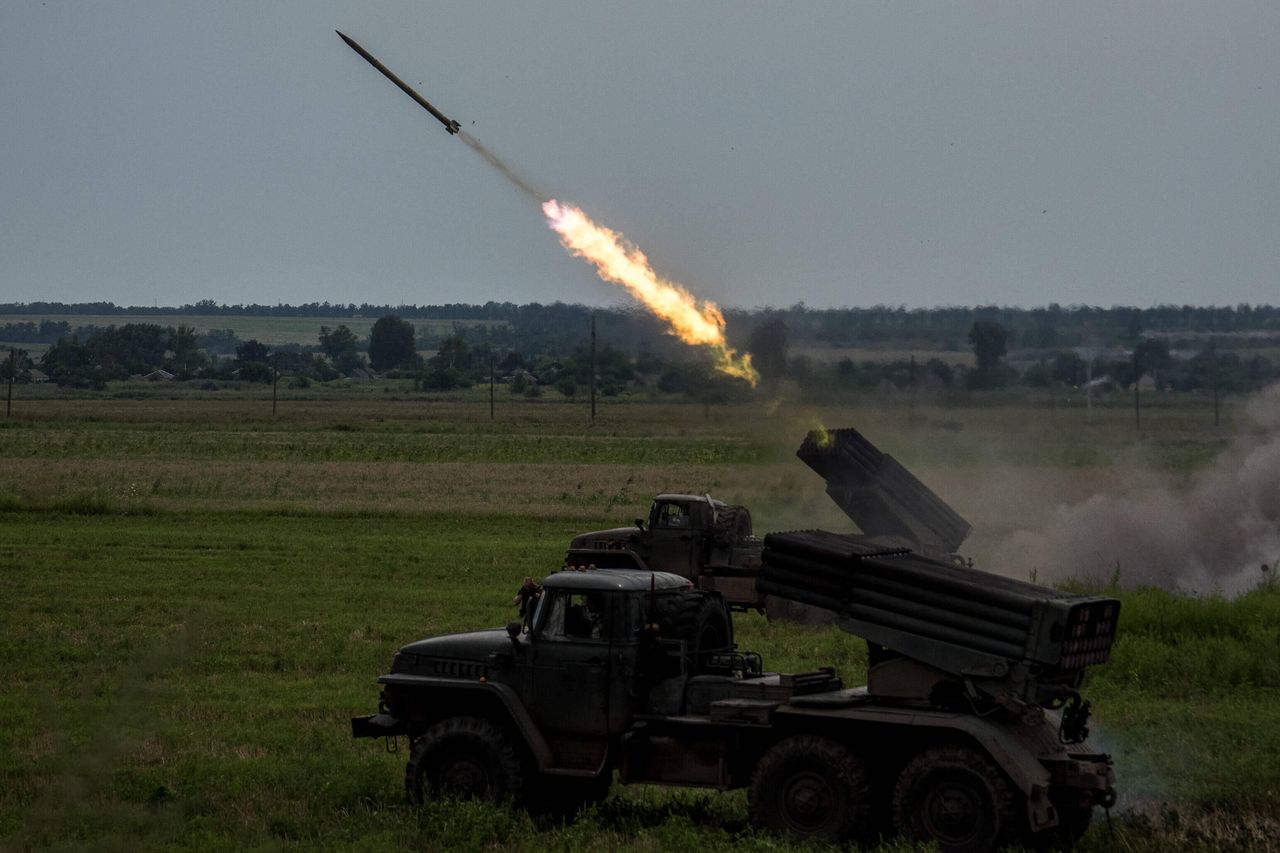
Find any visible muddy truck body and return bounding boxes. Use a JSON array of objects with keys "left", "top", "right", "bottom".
[{"left": 353, "top": 551, "right": 1118, "bottom": 851}]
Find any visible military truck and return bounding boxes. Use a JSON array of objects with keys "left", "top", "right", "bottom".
[
  {"left": 565, "top": 427, "right": 977, "bottom": 616},
  {"left": 353, "top": 546, "right": 1118, "bottom": 851},
  {"left": 565, "top": 494, "right": 763, "bottom": 610}
]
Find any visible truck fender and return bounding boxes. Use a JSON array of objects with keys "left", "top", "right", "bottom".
[
  {"left": 906, "top": 712, "right": 1059, "bottom": 831},
  {"left": 378, "top": 673, "right": 555, "bottom": 770}
]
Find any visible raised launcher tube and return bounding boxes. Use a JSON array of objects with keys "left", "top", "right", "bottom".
[
  {"left": 759, "top": 529, "right": 1120, "bottom": 710},
  {"left": 797, "top": 427, "right": 971, "bottom": 557}
]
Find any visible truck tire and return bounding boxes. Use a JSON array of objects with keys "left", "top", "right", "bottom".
[
  {"left": 405, "top": 716, "right": 523, "bottom": 805},
  {"left": 892, "top": 744, "right": 1019, "bottom": 853},
  {"left": 712, "top": 506, "right": 751, "bottom": 546},
  {"left": 661, "top": 593, "right": 733, "bottom": 669},
  {"left": 748, "top": 735, "right": 872, "bottom": 843}
]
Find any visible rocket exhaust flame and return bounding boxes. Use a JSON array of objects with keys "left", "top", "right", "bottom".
[
  {"left": 337, "top": 32, "right": 755, "bottom": 383},
  {"left": 542, "top": 200, "right": 758, "bottom": 385}
]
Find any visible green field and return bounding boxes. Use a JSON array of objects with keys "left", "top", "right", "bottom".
[{"left": 2, "top": 388, "right": 1277, "bottom": 850}]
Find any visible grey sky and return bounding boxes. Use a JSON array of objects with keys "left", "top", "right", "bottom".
[{"left": 3, "top": 2, "right": 1277, "bottom": 310}]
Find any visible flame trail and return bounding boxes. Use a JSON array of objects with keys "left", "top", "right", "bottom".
[
  {"left": 333, "top": 32, "right": 754, "bottom": 381},
  {"left": 542, "top": 199, "right": 757, "bottom": 385}
]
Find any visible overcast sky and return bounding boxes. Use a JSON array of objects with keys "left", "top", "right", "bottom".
[{"left": 2, "top": 2, "right": 1277, "bottom": 310}]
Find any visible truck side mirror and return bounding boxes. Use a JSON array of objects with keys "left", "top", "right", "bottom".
[
  {"left": 635, "top": 517, "right": 646, "bottom": 531},
  {"left": 506, "top": 621, "right": 523, "bottom": 642}
]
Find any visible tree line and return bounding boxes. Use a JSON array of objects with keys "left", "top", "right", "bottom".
[
  {"left": 7, "top": 301, "right": 1280, "bottom": 348},
  {"left": 11, "top": 307, "right": 1277, "bottom": 399}
]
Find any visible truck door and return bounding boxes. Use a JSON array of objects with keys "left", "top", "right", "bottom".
[
  {"left": 531, "top": 590, "right": 613, "bottom": 769},
  {"left": 647, "top": 500, "right": 699, "bottom": 577}
]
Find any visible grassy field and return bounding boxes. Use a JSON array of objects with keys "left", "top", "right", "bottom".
[{"left": 2, "top": 387, "right": 1277, "bottom": 851}]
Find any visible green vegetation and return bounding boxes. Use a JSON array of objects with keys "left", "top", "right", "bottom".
[
  {"left": 1, "top": 391, "right": 1277, "bottom": 850},
  {"left": 6, "top": 301, "right": 1280, "bottom": 399}
]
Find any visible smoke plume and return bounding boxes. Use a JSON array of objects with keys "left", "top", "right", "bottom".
[
  {"left": 459, "top": 131, "right": 546, "bottom": 202},
  {"left": 993, "top": 385, "right": 1280, "bottom": 595}
]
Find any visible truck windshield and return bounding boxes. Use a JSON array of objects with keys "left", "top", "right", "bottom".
[
  {"left": 654, "top": 502, "right": 690, "bottom": 529},
  {"left": 536, "top": 591, "right": 607, "bottom": 640}
]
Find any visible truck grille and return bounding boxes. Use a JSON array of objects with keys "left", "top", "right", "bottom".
[{"left": 430, "top": 659, "right": 488, "bottom": 680}]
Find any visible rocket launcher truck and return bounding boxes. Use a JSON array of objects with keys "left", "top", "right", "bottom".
[{"left": 353, "top": 427, "right": 1119, "bottom": 851}]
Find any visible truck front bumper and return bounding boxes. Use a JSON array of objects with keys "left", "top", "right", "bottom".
[{"left": 351, "top": 713, "right": 406, "bottom": 739}]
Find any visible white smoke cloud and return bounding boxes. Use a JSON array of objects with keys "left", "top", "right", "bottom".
[{"left": 992, "top": 385, "right": 1280, "bottom": 595}]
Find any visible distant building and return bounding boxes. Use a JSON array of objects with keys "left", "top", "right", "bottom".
[
  {"left": 23, "top": 368, "right": 49, "bottom": 383},
  {"left": 143, "top": 369, "right": 175, "bottom": 381}
]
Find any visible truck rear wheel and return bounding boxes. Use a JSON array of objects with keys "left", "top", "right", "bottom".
[
  {"left": 748, "top": 735, "right": 872, "bottom": 843},
  {"left": 892, "top": 744, "right": 1018, "bottom": 853},
  {"left": 405, "top": 716, "right": 523, "bottom": 805}
]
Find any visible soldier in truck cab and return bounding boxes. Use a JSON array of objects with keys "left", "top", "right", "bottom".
[{"left": 655, "top": 502, "right": 689, "bottom": 528}]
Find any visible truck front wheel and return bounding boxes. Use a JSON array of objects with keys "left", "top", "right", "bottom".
[
  {"left": 748, "top": 735, "right": 872, "bottom": 843},
  {"left": 405, "top": 716, "right": 523, "bottom": 805},
  {"left": 892, "top": 744, "right": 1018, "bottom": 853}
]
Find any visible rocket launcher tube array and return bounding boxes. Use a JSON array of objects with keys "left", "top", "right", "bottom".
[
  {"left": 797, "top": 428, "right": 972, "bottom": 554},
  {"left": 760, "top": 529, "right": 1120, "bottom": 678}
]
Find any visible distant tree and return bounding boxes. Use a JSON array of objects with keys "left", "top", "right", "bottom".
[
  {"left": 555, "top": 377, "right": 577, "bottom": 398},
  {"left": 236, "top": 339, "right": 270, "bottom": 364},
  {"left": 1132, "top": 338, "right": 1173, "bottom": 378},
  {"left": 199, "top": 328, "right": 240, "bottom": 355},
  {"left": 368, "top": 315, "right": 417, "bottom": 371},
  {"left": 419, "top": 367, "right": 470, "bottom": 391},
  {"left": 1051, "top": 352, "right": 1087, "bottom": 386},
  {"left": 968, "top": 321, "right": 1008, "bottom": 387},
  {"left": 41, "top": 338, "right": 103, "bottom": 388},
  {"left": 168, "top": 323, "right": 204, "bottom": 373},
  {"left": 926, "top": 358, "right": 955, "bottom": 387},
  {"left": 747, "top": 316, "right": 788, "bottom": 385},
  {"left": 319, "top": 324, "right": 362, "bottom": 373},
  {"left": 431, "top": 334, "right": 471, "bottom": 370}
]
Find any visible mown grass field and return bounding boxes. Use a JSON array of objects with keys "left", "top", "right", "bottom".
[{"left": 2, "top": 387, "right": 1277, "bottom": 851}]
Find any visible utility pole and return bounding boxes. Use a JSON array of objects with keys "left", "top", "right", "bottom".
[
  {"left": 272, "top": 352, "right": 279, "bottom": 417},
  {"left": 5, "top": 349, "right": 14, "bottom": 418},
  {"left": 589, "top": 313, "right": 597, "bottom": 424},
  {"left": 908, "top": 354, "right": 917, "bottom": 418},
  {"left": 489, "top": 355, "right": 495, "bottom": 420},
  {"left": 1133, "top": 367, "right": 1141, "bottom": 431},
  {"left": 1210, "top": 337, "right": 1220, "bottom": 428},
  {"left": 1085, "top": 357, "right": 1093, "bottom": 425}
]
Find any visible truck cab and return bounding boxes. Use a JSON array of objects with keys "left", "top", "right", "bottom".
[
  {"left": 359, "top": 570, "right": 730, "bottom": 773},
  {"left": 566, "top": 494, "right": 763, "bottom": 609}
]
